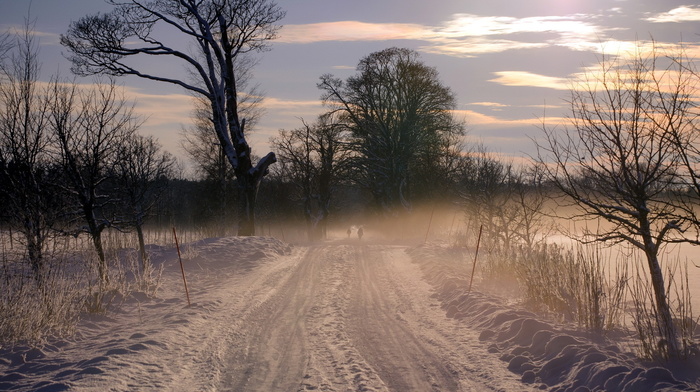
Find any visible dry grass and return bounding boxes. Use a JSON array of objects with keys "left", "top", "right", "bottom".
[
  {"left": 479, "top": 242, "right": 627, "bottom": 335},
  {"left": 0, "top": 225, "right": 193, "bottom": 347},
  {"left": 0, "top": 254, "right": 87, "bottom": 347},
  {"left": 473, "top": 227, "right": 698, "bottom": 361},
  {"left": 629, "top": 253, "right": 698, "bottom": 360}
]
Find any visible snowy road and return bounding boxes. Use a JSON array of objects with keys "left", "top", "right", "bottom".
[
  {"left": 4, "top": 237, "right": 692, "bottom": 391},
  {"left": 0, "top": 237, "right": 700, "bottom": 392},
  {"left": 217, "top": 243, "right": 529, "bottom": 392},
  {"left": 0, "top": 238, "right": 532, "bottom": 391}
]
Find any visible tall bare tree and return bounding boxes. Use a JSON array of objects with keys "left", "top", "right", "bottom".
[
  {"left": 114, "top": 134, "right": 175, "bottom": 268},
  {"left": 61, "top": 0, "right": 284, "bottom": 235},
  {"left": 0, "top": 19, "right": 59, "bottom": 279},
  {"left": 49, "top": 79, "right": 140, "bottom": 286},
  {"left": 460, "top": 150, "right": 547, "bottom": 251},
  {"left": 535, "top": 44, "right": 700, "bottom": 359},
  {"left": 180, "top": 60, "right": 263, "bottom": 231}
]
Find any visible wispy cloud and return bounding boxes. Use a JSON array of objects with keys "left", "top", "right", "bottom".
[
  {"left": 437, "top": 14, "right": 600, "bottom": 38},
  {"left": 278, "top": 21, "right": 428, "bottom": 43},
  {"left": 469, "top": 102, "right": 509, "bottom": 108},
  {"left": 260, "top": 97, "right": 323, "bottom": 110},
  {"left": 488, "top": 71, "right": 570, "bottom": 90},
  {"left": 279, "top": 13, "right": 608, "bottom": 57},
  {"left": 420, "top": 38, "right": 547, "bottom": 57},
  {"left": 645, "top": 6, "right": 700, "bottom": 23},
  {"left": 453, "top": 108, "right": 565, "bottom": 127},
  {"left": 1, "top": 24, "right": 61, "bottom": 45},
  {"left": 124, "top": 88, "right": 194, "bottom": 127}
]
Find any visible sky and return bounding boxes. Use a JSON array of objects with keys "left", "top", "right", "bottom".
[{"left": 0, "top": 0, "right": 699, "bottom": 171}]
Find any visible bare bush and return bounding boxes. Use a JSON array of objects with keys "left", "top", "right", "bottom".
[{"left": 460, "top": 152, "right": 550, "bottom": 253}]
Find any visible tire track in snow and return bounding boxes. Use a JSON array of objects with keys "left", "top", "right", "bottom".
[
  {"left": 218, "top": 243, "right": 532, "bottom": 391},
  {"left": 219, "top": 246, "right": 321, "bottom": 391},
  {"left": 346, "top": 245, "right": 458, "bottom": 391},
  {"left": 301, "top": 245, "right": 386, "bottom": 392}
]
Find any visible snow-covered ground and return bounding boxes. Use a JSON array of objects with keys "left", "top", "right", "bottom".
[{"left": 0, "top": 236, "right": 698, "bottom": 391}]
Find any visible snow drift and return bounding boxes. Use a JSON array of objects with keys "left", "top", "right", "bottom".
[{"left": 408, "top": 243, "right": 700, "bottom": 392}]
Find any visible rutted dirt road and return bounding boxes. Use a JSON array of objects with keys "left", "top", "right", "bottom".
[{"left": 219, "top": 243, "right": 529, "bottom": 391}]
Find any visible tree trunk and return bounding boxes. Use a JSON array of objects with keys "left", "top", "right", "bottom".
[
  {"left": 26, "top": 229, "right": 43, "bottom": 282},
  {"left": 85, "top": 205, "right": 108, "bottom": 285},
  {"left": 136, "top": 224, "right": 148, "bottom": 271},
  {"left": 645, "top": 245, "right": 680, "bottom": 358},
  {"left": 237, "top": 176, "right": 257, "bottom": 236},
  {"left": 91, "top": 230, "right": 108, "bottom": 286}
]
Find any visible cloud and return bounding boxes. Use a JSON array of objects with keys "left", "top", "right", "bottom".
[
  {"left": 278, "top": 13, "right": 609, "bottom": 57},
  {"left": 124, "top": 88, "right": 194, "bottom": 128},
  {"left": 469, "top": 102, "right": 509, "bottom": 108},
  {"left": 260, "top": 97, "right": 323, "bottom": 110},
  {"left": 420, "top": 38, "right": 548, "bottom": 57},
  {"left": 2, "top": 25, "right": 61, "bottom": 45},
  {"left": 278, "top": 21, "right": 429, "bottom": 43},
  {"left": 488, "top": 71, "right": 570, "bottom": 90},
  {"left": 645, "top": 6, "right": 700, "bottom": 23},
  {"left": 453, "top": 108, "right": 566, "bottom": 128},
  {"left": 437, "top": 14, "right": 600, "bottom": 38}
]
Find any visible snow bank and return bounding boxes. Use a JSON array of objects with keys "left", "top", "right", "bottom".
[
  {"left": 0, "top": 236, "right": 291, "bottom": 392},
  {"left": 407, "top": 242, "right": 700, "bottom": 392}
]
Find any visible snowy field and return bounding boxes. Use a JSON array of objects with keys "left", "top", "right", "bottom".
[{"left": 1, "top": 235, "right": 699, "bottom": 391}]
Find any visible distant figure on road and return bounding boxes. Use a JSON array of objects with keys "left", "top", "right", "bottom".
[
  {"left": 357, "top": 227, "right": 364, "bottom": 240},
  {"left": 347, "top": 228, "right": 352, "bottom": 238}
]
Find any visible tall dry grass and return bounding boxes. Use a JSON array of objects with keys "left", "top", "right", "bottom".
[
  {"left": 472, "top": 225, "right": 698, "bottom": 360},
  {"left": 628, "top": 253, "right": 698, "bottom": 360},
  {"left": 0, "top": 252, "right": 87, "bottom": 346},
  {"left": 0, "top": 225, "right": 209, "bottom": 346},
  {"left": 479, "top": 242, "right": 628, "bottom": 335}
]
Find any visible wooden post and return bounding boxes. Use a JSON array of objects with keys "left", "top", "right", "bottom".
[
  {"left": 172, "top": 227, "right": 191, "bottom": 306},
  {"left": 467, "top": 224, "right": 483, "bottom": 295},
  {"left": 424, "top": 206, "right": 435, "bottom": 244}
]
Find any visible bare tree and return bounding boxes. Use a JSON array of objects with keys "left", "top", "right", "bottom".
[
  {"left": 61, "top": 0, "right": 284, "bottom": 236},
  {"left": 0, "top": 29, "right": 12, "bottom": 60},
  {"left": 0, "top": 19, "right": 60, "bottom": 279},
  {"left": 271, "top": 113, "right": 351, "bottom": 240},
  {"left": 459, "top": 150, "right": 548, "bottom": 251},
  {"left": 114, "top": 134, "right": 175, "bottom": 269},
  {"left": 179, "top": 66, "right": 263, "bottom": 232},
  {"left": 48, "top": 79, "right": 140, "bottom": 286},
  {"left": 535, "top": 44, "right": 700, "bottom": 359},
  {"left": 181, "top": 53, "right": 264, "bottom": 181}
]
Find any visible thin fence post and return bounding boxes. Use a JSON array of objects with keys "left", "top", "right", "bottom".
[
  {"left": 467, "top": 224, "right": 483, "bottom": 295},
  {"left": 172, "top": 227, "right": 191, "bottom": 306},
  {"left": 424, "top": 207, "right": 435, "bottom": 244}
]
